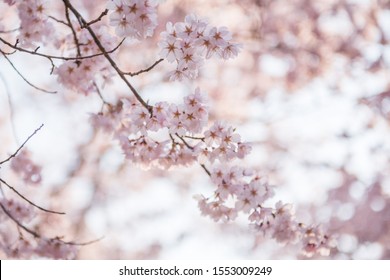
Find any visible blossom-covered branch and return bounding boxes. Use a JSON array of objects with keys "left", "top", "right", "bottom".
[{"left": 4, "top": 0, "right": 387, "bottom": 259}]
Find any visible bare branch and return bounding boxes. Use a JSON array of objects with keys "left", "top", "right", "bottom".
[
  {"left": 0, "top": 28, "right": 20, "bottom": 34},
  {"left": 0, "top": 178, "right": 65, "bottom": 215},
  {"left": 0, "top": 47, "right": 16, "bottom": 55},
  {"left": 0, "top": 124, "right": 44, "bottom": 165},
  {"left": 93, "top": 81, "right": 111, "bottom": 108},
  {"left": 0, "top": 51, "right": 57, "bottom": 94},
  {"left": 48, "top": 15, "right": 70, "bottom": 27},
  {"left": 124, "top": 58, "right": 164, "bottom": 77},
  {"left": 63, "top": 236, "right": 105, "bottom": 246},
  {"left": 184, "top": 135, "right": 205, "bottom": 141},
  {"left": 84, "top": 9, "right": 109, "bottom": 27},
  {"left": 200, "top": 164, "right": 211, "bottom": 176}
]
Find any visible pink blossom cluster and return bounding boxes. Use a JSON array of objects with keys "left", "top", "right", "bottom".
[
  {"left": 158, "top": 14, "right": 242, "bottom": 81},
  {"left": 196, "top": 166, "right": 273, "bottom": 222},
  {"left": 10, "top": 150, "right": 42, "bottom": 185},
  {"left": 1, "top": 236, "right": 77, "bottom": 259},
  {"left": 251, "top": 203, "right": 336, "bottom": 257},
  {"left": 199, "top": 121, "right": 251, "bottom": 163},
  {"left": 107, "top": 0, "right": 158, "bottom": 39},
  {"left": 54, "top": 25, "right": 115, "bottom": 94},
  {"left": 89, "top": 88, "right": 337, "bottom": 256},
  {"left": 196, "top": 166, "right": 336, "bottom": 256},
  {"left": 92, "top": 88, "right": 207, "bottom": 168},
  {"left": 34, "top": 239, "right": 77, "bottom": 259},
  {"left": 12, "top": 0, "right": 54, "bottom": 48},
  {"left": 0, "top": 198, "right": 35, "bottom": 223},
  {"left": 300, "top": 225, "right": 337, "bottom": 257},
  {"left": 0, "top": 237, "right": 35, "bottom": 259},
  {"left": 91, "top": 88, "right": 252, "bottom": 169}
]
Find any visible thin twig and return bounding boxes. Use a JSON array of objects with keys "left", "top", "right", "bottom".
[
  {"left": 0, "top": 27, "right": 20, "bottom": 34},
  {"left": 0, "top": 47, "right": 16, "bottom": 55},
  {"left": 200, "top": 164, "right": 211, "bottom": 176},
  {"left": 65, "top": 6, "right": 81, "bottom": 57},
  {"left": 0, "top": 178, "right": 65, "bottom": 215},
  {"left": 0, "top": 124, "right": 44, "bottom": 165},
  {"left": 0, "top": 37, "right": 125, "bottom": 62},
  {"left": 84, "top": 9, "right": 108, "bottom": 27},
  {"left": 48, "top": 15, "right": 70, "bottom": 27},
  {"left": 175, "top": 133, "right": 193, "bottom": 150},
  {"left": 0, "top": 51, "right": 57, "bottom": 94},
  {"left": 93, "top": 81, "right": 110, "bottom": 107},
  {"left": 63, "top": 236, "right": 105, "bottom": 246},
  {"left": 124, "top": 58, "right": 164, "bottom": 77},
  {"left": 184, "top": 135, "right": 205, "bottom": 141}
]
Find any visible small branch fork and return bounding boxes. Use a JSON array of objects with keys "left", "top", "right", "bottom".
[
  {"left": 171, "top": 133, "right": 212, "bottom": 177},
  {"left": 84, "top": 9, "right": 109, "bottom": 27}
]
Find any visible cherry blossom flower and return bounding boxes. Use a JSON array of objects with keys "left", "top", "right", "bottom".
[
  {"left": 158, "top": 36, "right": 181, "bottom": 62},
  {"left": 91, "top": 87, "right": 253, "bottom": 170},
  {"left": 300, "top": 225, "right": 337, "bottom": 257},
  {"left": 54, "top": 25, "right": 116, "bottom": 94},
  {"left": 14, "top": 0, "right": 54, "bottom": 48},
  {"left": 159, "top": 14, "right": 241, "bottom": 80},
  {"left": 107, "top": 0, "right": 158, "bottom": 39}
]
